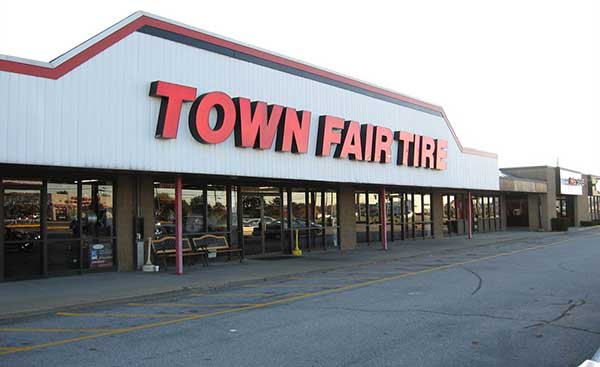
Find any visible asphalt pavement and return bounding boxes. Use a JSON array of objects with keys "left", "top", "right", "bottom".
[{"left": 1, "top": 228, "right": 599, "bottom": 366}]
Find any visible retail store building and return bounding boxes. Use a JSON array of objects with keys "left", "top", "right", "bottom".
[
  {"left": 1, "top": 12, "right": 508, "bottom": 280},
  {"left": 501, "top": 166, "right": 599, "bottom": 231}
]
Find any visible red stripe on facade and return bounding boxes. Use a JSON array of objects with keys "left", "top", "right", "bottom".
[{"left": 0, "top": 14, "right": 497, "bottom": 159}]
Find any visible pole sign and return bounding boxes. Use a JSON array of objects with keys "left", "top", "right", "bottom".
[{"left": 150, "top": 80, "right": 448, "bottom": 170}]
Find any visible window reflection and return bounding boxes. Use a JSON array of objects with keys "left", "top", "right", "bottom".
[
  {"left": 154, "top": 184, "right": 175, "bottom": 238},
  {"left": 207, "top": 186, "right": 227, "bottom": 232},
  {"left": 182, "top": 186, "right": 205, "bottom": 235},
  {"left": 291, "top": 191, "right": 307, "bottom": 228},
  {"left": 4, "top": 188, "right": 41, "bottom": 240},
  {"left": 82, "top": 181, "right": 114, "bottom": 238},
  {"left": 3, "top": 186, "right": 43, "bottom": 278},
  {"left": 2, "top": 178, "right": 115, "bottom": 278},
  {"left": 47, "top": 182, "right": 78, "bottom": 239}
]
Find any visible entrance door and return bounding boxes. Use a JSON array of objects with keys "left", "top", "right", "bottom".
[
  {"left": 3, "top": 184, "right": 43, "bottom": 279},
  {"left": 241, "top": 192, "right": 283, "bottom": 256}
]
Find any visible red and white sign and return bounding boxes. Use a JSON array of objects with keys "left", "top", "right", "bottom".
[{"left": 150, "top": 80, "right": 448, "bottom": 170}]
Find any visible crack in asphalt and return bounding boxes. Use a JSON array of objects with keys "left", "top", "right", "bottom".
[
  {"left": 557, "top": 262, "right": 577, "bottom": 273},
  {"left": 544, "top": 322, "right": 600, "bottom": 335},
  {"left": 523, "top": 299, "right": 598, "bottom": 335},
  {"left": 461, "top": 266, "right": 483, "bottom": 295},
  {"left": 547, "top": 299, "right": 586, "bottom": 323},
  {"left": 316, "top": 306, "right": 532, "bottom": 323},
  {"left": 321, "top": 305, "right": 600, "bottom": 336}
]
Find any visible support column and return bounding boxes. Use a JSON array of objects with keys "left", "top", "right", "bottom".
[
  {"left": 575, "top": 178, "right": 590, "bottom": 226},
  {"left": 116, "top": 175, "right": 135, "bottom": 271},
  {"left": 467, "top": 191, "right": 473, "bottom": 239},
  {"left": 338, "top": 185, "right": 357, "bottom": 250},
  {"left": 175, "top": 176, "right": 183, "bottom": 275},
  {"left": 527, "top": 194, "right": 541, "bottom": 231},
  {"left": 379, "top": 187, "right": 387, "bottom": 251},
  {"left": 431, "top": 190, "right": 444, "bottom": 239},
  {"left": 139, "top": 176, "right": 156, "bottom": 270}
]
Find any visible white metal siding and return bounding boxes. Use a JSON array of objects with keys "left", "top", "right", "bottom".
[{"left": 0, "top": 32, "right": 498, "bottom": 190}]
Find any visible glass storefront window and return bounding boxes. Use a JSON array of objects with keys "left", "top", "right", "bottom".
[
  {"left": 355, "top": 193, "right": 367, "bottom": 224},
  {"left": 355, "top": 193, "right": 367, "bottom": 243},
  {"left": 324, "top": 191, "right": 338, "bottom": 248},
  {"left": 423, "top": 194, "right": 431, "bottom": 223},
  {"left": 556, "top": 196, "right": 567, "bottom": 218},
  {"left": 414, "top": 194, "right": 423, "bottom": 221},
  {"left": 311, "top": 192, "right": 323, "bottom": 225},
  {"left": 3, "top": 178, "right": 116, "bottom": 279},
  {"left": 207, "top": 186, "right": 227, "bottom": 232},
  {"left": 442, "top": 195, "right": 450, "bottom": 221},
  {"left": 82, "top": 181, "right": 114, "bottom": 238},
  {"left": 325, "top": 192, "right": 337, "bottom": 226},
  {"left": 449, "top": 195, "right": 457, "bottom": 219},
  {"left": 154, "top": 184, "right": 175, "bottom": 238},
  {"left": 47, "top": 182, "right": 78, "bottom": 239},
  {"left": 368, "top": 193, "right": 380, "bottom": 224},
  {"left": 291, "top": 191, "right": 307, "bottom": 228},
  {"left": 182, "top": 186, "right": 205, "bottom": 235},
  {"left": 3, "top": 184, "right": 43, "bottom": 279},
  {"left": 230, "top": 187, "right": 238, "bottom": 246},
  {"left": 81, "top": 181, "right": 114, "bottom": 271},
  {"left": 4, "top": 188, "right": 41, "bottom": 239}
]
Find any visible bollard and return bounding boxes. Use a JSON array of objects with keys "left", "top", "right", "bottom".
[{"left": 292, "top": 229, "right": 303, "bottom": 256}]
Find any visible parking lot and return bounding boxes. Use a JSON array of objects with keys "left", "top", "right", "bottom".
[{"left": 1, "top": 229, "right": 600, "bottom": 366}]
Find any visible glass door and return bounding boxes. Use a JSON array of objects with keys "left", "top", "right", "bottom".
[
  {"left": 241, "top": 194, "right": 262, "bottom": 256},
  {"left": 391, "top": 194, "right": 403, "bottom": 241},
  {"left": 241, "top": 191, "right": 283, "bottom": 256},
  {"left": 3, "top": 183, "right": 43, "bottom": 279},
  {"left": 263, "top": 194, "right": 283, "bottom": 253}
]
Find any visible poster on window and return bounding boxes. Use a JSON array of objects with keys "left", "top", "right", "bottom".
[
  {"left": 89, "top": 243, "right": 113, "bottom": 268},
  {"left": 559, "top": 169, "right": 583, "bottom": 196}
]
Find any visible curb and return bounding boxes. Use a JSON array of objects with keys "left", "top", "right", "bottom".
[{"left": 0, "top": 230, "right": 587, "bottom": 324}]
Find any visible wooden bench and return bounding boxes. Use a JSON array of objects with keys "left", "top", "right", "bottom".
[
  {"left": 151, "top": 236, "right": 208, "bottom": 270},
  {"left": 192, "top": 234, "right": 243, "bottom": 263}
]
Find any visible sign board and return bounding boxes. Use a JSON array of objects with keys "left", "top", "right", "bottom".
[
  {"left": 150, "top": 81, "right": 449, "bottom": 171},
  {"left": 89, "top": 243, "right": 113, "bottom": 268},
  {"left": 559, "top": 169, "right": 583, "bottom": 196}
]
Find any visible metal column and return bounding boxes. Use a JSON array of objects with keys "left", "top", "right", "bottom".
[
  {"left": 175, "top": 176, "right": 183, "bottom": 275},
  {"left": 467, "top": 192, "right": 473, "bottom": 240},
  {"left": 380, "top": 187, "right": 388, "bottom": 251}
]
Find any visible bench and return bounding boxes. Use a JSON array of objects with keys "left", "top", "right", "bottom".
[
  {"left": 151, "top": 236, "right": 208, "bottom": 270},
  {"left": 192, "top": 234, "right": 243, "bottom": 263}
]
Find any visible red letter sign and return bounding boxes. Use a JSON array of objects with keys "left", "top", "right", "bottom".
[
  {"left": 394, "top": 131, "right": 414, "bottom": 166},
  {"left": 372, "top": 126, "right": 393, "bottom": 163},
  {"left": 233, "top": 98, "right": 283, "bottom": 149},
  {"left": 435, "top": 139, "right": 448, "bottom": 170},
  {"left": 335, "top": 121, "right": 363, "bottom": 160},
  {"left": 421, "top": 136, "right": 436, "bottom": 168},
  {"left": 316, "top": 115, "right": 344, "bottom": 156},
  {"left": 189, "top": 92, "right": 236, "bottom": 144},
  {"left": 150, "top": 81, "right": 197, "bottom": 139},
  {"left": 361, "top": 124, "right": 375, "bottom": 161},
  {"left": 275, "top": 108, "right": 311, "bottom": 153}
]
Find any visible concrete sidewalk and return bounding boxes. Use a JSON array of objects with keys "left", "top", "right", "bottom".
[{"left": 0, "top": 229, "right": 585, "bottom": 321}]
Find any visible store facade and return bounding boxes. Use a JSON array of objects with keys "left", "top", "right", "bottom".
[
  {"left": 0, "top": 12, "right": 501, "bottom": 280},
  {"left": 500, "top": 166, "right": 597, "bottom": 231}
]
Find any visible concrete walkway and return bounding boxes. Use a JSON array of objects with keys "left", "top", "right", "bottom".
[{"left": 0, "top": 229, "right": 586, "bottom": 321}]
